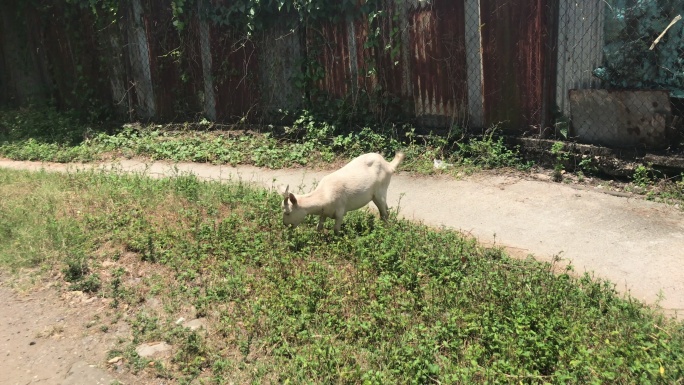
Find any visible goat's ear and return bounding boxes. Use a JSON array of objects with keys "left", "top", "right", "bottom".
[
  {"left": 288, "top": 192, "right": 297, "bottom": 205},
  {"left": 280, "top": 184, "right": 290, "bottom": 198},
  {"left": 278, "top": 185, "right": 290, "bottom": 199}
]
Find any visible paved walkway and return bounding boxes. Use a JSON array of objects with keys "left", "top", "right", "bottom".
[{"left": 2, "top": 158, "right": 683, "bottom": 317}]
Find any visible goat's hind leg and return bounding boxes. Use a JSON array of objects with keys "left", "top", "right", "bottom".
[
  {"left": 372, "top": 194, "right": 390, "bottom": 221},
  {"left": 333, "top": 209, "right": 346, "bottom": 234}
]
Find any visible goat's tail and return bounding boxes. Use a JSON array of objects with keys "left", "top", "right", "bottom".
[{"left": 389, "top": 152, "right": 405, "bottom": 173}]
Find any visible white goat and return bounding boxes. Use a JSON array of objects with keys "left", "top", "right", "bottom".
[{"left": 281, "top": 152, "right": 405, "bottom": 233}]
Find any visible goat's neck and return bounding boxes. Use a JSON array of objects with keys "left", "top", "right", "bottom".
[{"left": 296, "top": 191, "right": 328, "bottom": 215}]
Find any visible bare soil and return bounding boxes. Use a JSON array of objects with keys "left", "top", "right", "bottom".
[{"left": 0, "top": 274, "right": 142, "bottom": 385}]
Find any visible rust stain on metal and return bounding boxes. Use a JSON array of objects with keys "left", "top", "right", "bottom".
[
  {"left": 145, "top": 0, "right": 201, "bottom": 120},
  {"left": 408, "top": 0, "right": 467, "bottom": 127},
  {"left": 311, "top": 21, "right": 351, "bottom": 99},
  {"left": 210, "top": 26, "right": 260, "bottom": 122},
  {"left": 479, "top": 0, "right": 552, "bottom": 131}
]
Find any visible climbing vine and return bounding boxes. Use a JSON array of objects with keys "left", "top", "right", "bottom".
[{"left": 11, "top": 0, "right": 404, "bottom": 124}]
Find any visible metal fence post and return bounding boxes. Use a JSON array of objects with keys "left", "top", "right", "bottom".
[
  {"left": 127, "top": 0, "right": 156, "bottom": 119},
  {"left": 198, "top": 0, "right": 216, "bottom": 121},
  {"left": 464, "top": 0, "right": 484, "bottom": 130}
]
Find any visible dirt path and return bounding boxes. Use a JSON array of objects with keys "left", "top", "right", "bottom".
[
  {"left": 0, "top": 276, "right": 141, "bottom": 385},
  {"left": 1, "top": 157, "right": 683, "bottom": 383}
]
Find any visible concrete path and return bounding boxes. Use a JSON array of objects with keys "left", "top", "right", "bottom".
[{"left": 2, "top": 158, "right": 683, "bottom": 317}]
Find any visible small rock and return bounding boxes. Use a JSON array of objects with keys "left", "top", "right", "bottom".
[
  {"left": 183, "top": 318, "right": 206, "bottom": 331},
  {"left": 175, "top": 317, "right": 186, "bottom": 325},
  {"left": 107, "top": 356, "right": 123, "bottom": 364},
  {"left": 101, "top": 260, "right": 117, "bottom": 268},
  {"left": 135, "top": 342, "right": 172, "bottom": 358},
  {"left": 534, "top": 173, "right": 552, "bottom": 182}
]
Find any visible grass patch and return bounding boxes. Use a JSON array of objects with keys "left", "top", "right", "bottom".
[
  {"left": 0, "top": 107, "right": 105, "bottom": 162},
  {"left": 4, "top": 106, "right": 684, "bottom": 209},
  {"left": 0, "top": 106, "right": 530, "bottom": 174},
  {"left": 0, "top": 167, "right": 682, "bottom": 383}
]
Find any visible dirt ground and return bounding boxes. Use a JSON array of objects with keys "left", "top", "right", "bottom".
[
  {"left": 0, "top": 274, "right": 139, "bottom": 385},
  {"left": 1, "top": 158, "right": 683, "bottom": 384}
]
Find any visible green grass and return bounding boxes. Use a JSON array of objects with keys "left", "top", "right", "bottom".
[
  {"left": 0, "top": 167, "right": 682, "bottom": 384},
  {"left": 0, "top": 106, "right": 530, "bottom": 174},
  {"left": 0, "top": 107, "right": 104, "bottom": 162}
]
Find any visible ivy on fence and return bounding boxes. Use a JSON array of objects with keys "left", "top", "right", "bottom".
[{"left": 11, "top": 0, "right": 399, "bottom": 125}]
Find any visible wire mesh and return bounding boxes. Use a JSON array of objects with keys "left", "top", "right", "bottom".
[{"left": 557, "top": 0, "right": 684, "bottom": 149}]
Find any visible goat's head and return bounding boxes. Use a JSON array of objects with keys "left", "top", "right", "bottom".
[{"left": 281, "top": 185, "right": 306, "bottom": 228}]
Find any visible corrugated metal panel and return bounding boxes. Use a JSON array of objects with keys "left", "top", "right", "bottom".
[
  {"left": 480, "top": 0, "right": 553, "bottom": 131},
  {"left": 375, "top": 0, "right": 404, "bottom": 103},
  {"left": 355, "top": 12, "right": 379, "bottom": 99},
  {"left": 33, "top": 5, "right": 112, "bottom": 112},
  {"left": 364, "top": 0, "right": 407, "bottom": 120},
  {"left": 408, "top": 0, "right": 468, "bottom": 128},
  {"left": 143, "top": 0, "right": 202, "bottom": 120},
  {"left": 312, "top": 20, "right": 352, "bottom": 99},
  {"left": 304, "top": 0, "right": 469, "bottom": 127},
  {"left": 210, "top": 26, "right": 260, "bottom": 122},
  {"left": 3, "top": 0, "right": 615, "bottom": 135},
  {"left": 257, "top": 17, "right": 304, "bottom": 117}
]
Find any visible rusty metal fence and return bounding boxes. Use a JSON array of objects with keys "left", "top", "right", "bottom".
[{"left": 1, "top": 0, "right": 683, "bottom": 151}]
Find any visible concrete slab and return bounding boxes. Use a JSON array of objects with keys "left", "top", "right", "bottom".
[{"left": 570, "top": 89, "right": 672, "bottom": 149}]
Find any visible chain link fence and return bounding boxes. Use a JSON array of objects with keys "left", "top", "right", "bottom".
[{"left": 556, "top": 0, "right": 684, "bottom": 151}]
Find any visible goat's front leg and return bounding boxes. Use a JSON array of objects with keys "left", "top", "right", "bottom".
[{"left": 317, "top": 215, "right": 326, "bottom": 231}]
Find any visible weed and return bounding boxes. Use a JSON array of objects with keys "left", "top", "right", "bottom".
[
  {"left": 577, "top": 155, "right": 598, "bottom": 175},
  {"left": 0, "top": 107, "right": 103, "bottom": 162},
  {"left": 633, "top": 164, "right": 652, "bottom": 188},
  {"left": 2, "top": 106, "right": 535, "bottom": 174},
  {"left": 62, "top": 253, "right": 101, "bottom": 293},
  {"left": 456, "top": 128, "right": 531, "bottom": 170},
  {"left": 109, "top": 267, "right": 126, "bottom": 308},
  {"left": 62, "top": 256, "right": 89, "bottom": 283},
  {"left": 550, "top": 141, "right": 568, "bottom": 182},
  {"left": 70, "top": 273, "right": 102, "bottom": 293}
]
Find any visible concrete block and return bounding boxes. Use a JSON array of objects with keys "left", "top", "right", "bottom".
[{"left": 569, "top": 89, "right": 672, "bottom": 149}]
